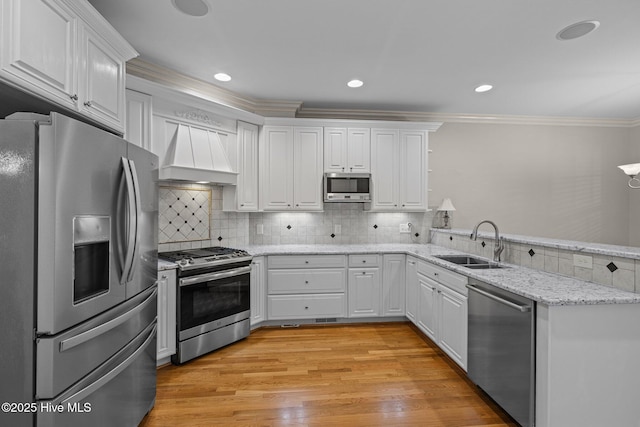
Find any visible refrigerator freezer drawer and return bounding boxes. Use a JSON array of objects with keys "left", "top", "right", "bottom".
[
  {"left": 36, "top": 286, "right": 157, "bottom": 399},
  {"left": 37, "top": 322, "right": 157, "bottom": 427}
]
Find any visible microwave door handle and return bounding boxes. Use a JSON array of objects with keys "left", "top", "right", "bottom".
[
  {"left": 121, "top": 158, "right": 136, "bottom": 285},
  {"left": 126, "top": 159, "right": 142, "bottom": 283}
]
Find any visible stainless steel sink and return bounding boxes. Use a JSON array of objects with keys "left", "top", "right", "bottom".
[{"left": 434, "top": 254, "right": 507, "bottom": 269}]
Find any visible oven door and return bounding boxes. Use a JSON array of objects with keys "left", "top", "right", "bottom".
[{"left": 178, "top": 265, "right": 251, "bottom": 341}]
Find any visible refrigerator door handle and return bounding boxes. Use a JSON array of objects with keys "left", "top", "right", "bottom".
[
  {"left": 121, "top": 158, "right": 137, "bottom": 284},
  {"left": 59, "top": 287, "right": 157, "bottom": 352},
  {"left": 126, "top": 159, "right": 142, "bottom": 283},
  {"left": 50, "top": 323, "right": 157, "bottom": 406}
]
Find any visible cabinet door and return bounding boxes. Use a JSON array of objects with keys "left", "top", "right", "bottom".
[
  {"left": 293, "top": 127, "right": 323, "bottom": 210},
  {"left": 405, "top": 257, "right": 418, "bottom": 322},
  {"left": 370, "top": 129, "right": 399, "bottom": 210},
  {"left": 1, "top": 0, "right": 77, "bottom": 108},
  {"left": 156, "top": 269, "right": 176, "bottom": 364},
  {"left": 237, "top": 121, "right": 259, "bottom": 211},
  {"left": 382, "top": 254, "right": 405, "bottom": 316},
  {"left": 324, "top": 127, "right": 347, "bottom": 172},
  {"left": 438, "top": 285, "right": 467, "bottom": 370},
  {"left": 250, "top": 257, "right": 265, "bottom": 326},
  {"left": 260, "top": 126, "right": 293, "bottom": 210},
  {"left": 400, "top": 131, "right": 427, "bottom": 210},
  {"left": 79, "top": 24, "right": 126, "bottom": 132},
  {"left": 125, "top": 89, "right": 152, "bottom": 150},
  {"left": 417, "top": 273, "right": 438, "bottom": 341},
  {"left": 346, "top": 128, "right": 371, "bottom": 172},
  {"left": 348, "top": 268, "right": 381, "bottom": 317}
]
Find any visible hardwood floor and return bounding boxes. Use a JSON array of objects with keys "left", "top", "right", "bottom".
[{"left": 140, "top": 323, "right": 518, "bottom": 427}]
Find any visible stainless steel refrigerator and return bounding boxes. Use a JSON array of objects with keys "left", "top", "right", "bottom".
[{"left": 0, "top": 112, "right": 158, "bottom": 427}]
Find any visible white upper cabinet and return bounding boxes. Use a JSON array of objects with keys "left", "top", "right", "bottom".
[
  {"left": 324, "top": 127, "right": 370, "bottom": 173},
  {"left": 125, "top": 89, "right": 152, "bottom": 150},
  {"left": 224, "top": 121, "right": 259, "bottom": 211},
  {"left": 78, "top": 23, "right": 126, "bottom": 131},
  {"left": 370, "top": 128, "right": 428, "bottom": 211},
  {"left": 260, "top": 125, "right": 323, "bottom": 211},
  {"left": 1, "top": 0, "right": 77, "bottom": 109},
  {"left": 0, "top": 0, "right": 137, "bottom": 133}
]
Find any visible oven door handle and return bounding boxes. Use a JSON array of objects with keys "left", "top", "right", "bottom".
[{"left": 179, "top": 266, "right": 252, "bottom": 287}]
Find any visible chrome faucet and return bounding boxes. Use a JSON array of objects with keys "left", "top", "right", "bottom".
[{"left": 470, "top": 220, "right": 505, "bottom": 262}]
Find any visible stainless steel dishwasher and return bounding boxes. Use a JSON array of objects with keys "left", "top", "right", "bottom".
[{"left": 467, "top": 279, "right": 535, "bottom": 427}]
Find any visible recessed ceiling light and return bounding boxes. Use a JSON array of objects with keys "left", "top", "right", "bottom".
[
  {"left": 172, "top": 0, "right": 209, "bottom": 17},
  {"left": 475, "top": 84, "right": 493, "bottom": 93},
  {"left": 556, "top": 20, "right": 600, "bottom": 41},
  {"left": 214, "top": 73, "right": 231, "bottom": 82},
  {"left": 347, "top": 79, "right": 364, "bottom": 88}
]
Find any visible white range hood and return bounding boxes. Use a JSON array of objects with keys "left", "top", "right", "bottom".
[{"left": 159, "top": 123, "right": 237, "bottom": 185}]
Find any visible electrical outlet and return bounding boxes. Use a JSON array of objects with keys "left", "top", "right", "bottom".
[
  {"left": 399, "top": 223, "right": 410, "bottom": 233},
  {"left": 334, "top": 224, "right": 341, "bottom": 235},
  {"left": 257, "top": 224, "right": 264, "bottom": 235},
  {"left": 573, "top": 254, "right": 593, "bottom": 269}
]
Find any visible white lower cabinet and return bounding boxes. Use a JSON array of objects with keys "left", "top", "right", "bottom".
[
  {"left": 382, "top": 254, "right": 405, "bottom": 316},
  {"left": 414, "top": 260, "right": 468, "bottom": 370},
  {"left": 250, "top": 256, "right": 265, "bottom": 327},
  {"left": 266, "top": 255, "right": 347, "bottom": 320},
  {"left": 405, "top": 257, "right": 418, "bottom": 321},
  {"left": 156, "top": 269, "right": 176, "bottom": 365},
  {"left": 348, "top": 268, "right": 381, "bottom": 317}
]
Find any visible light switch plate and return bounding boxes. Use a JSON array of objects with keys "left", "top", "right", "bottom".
[
  {"left": 573, "top": 254, "right": 593, "bottom": 269},
  {"left": 334, "top": 224, "right": 341, "bottom": 235},
  {"left": 257, "top": 224, "right": 264, "bottom": 235}
]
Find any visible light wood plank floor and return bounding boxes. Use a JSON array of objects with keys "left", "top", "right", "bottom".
[{"left": 140, "top": 323, "right": 518, "bottom": 427}]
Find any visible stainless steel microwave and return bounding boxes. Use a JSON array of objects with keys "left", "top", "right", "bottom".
[{"left": 324, "top": 173, "right": 371, "bottom": 202}]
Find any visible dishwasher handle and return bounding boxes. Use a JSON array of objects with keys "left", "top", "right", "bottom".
[{"left": 466, "top": 284, "right": 531, "bottom": 313}]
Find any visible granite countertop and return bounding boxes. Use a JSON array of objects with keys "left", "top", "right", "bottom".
[{"left": 244, "top": 244, "right": 640, "bottom": 306}]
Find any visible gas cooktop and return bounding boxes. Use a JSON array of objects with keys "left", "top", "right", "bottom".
[{"left": 159, "top": 246, "right": 252, "bottom": 271}]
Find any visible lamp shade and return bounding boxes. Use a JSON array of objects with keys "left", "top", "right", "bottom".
[
  {"left": 618, "top": 163, "right": 640, "bottom": 177},
  {"left": 437, "top": 198, "right": 456, "bottom": 212}
]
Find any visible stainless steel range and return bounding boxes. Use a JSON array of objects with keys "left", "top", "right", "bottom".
[{"left": 160, "top": 247, "right": 252, "bottom": 364}]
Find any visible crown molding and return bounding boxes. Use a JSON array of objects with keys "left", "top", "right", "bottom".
[
  {"left": 126, "top": 58, "right": 302, "bottom": 118},
  {"left": 297, "top": 107, "right": 640, "bottom": 128},
  {"left": 127, "top": 59, "right": 640, "bottom": 128}
]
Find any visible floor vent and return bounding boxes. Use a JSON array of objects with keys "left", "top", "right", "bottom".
[{"left": 315, "top": 318, "right": 337, "bottom": 323}]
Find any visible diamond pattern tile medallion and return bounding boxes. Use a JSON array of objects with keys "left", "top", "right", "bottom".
[
  {"left": 159, "top": 187, "right": 211, "bottom": 243},
  {"left": 607, "top": 262, "right": 618, "bottom": 273}
]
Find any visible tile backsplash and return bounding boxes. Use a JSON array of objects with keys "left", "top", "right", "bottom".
[
  {"left": 430, "top": 228, "right": 640, "bottom": 294},
  {"left": 158, "top": 184, "right": 249, "bottom": 252},
  {"left": 158, "top": 184, "right": 435, "bottom": 251},
  {"left": 249, "top": 203, "right": 434, "bottom": 245}
]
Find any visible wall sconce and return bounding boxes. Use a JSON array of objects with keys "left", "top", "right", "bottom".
[
  {"left": 618, "top": 163, "right": 640, "bottom": 189},
  {"left": 437, "top": 198, "right": 456, "bottom": 229}
]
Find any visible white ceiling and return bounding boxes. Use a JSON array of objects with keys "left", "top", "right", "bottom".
[{"left": 88, "top": 0, "right": 640, "bottom": 120}]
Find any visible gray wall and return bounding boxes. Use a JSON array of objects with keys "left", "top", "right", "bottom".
[{"left": 429, "top": 121, "right": 634, "bottom": 246}]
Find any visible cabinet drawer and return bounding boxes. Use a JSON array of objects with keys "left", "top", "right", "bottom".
[
  {"left": 268, "top": 255, "right": 346, "bottom": 269},
  {"left": 267, "top": 294, "right": 346, "bottom": 319},
  {"left": 417, "top": 260, "right": 467, "bottom": 295},
  {"left": 348, "top": 254, "right": 380, "bottom": 267},
  {"left": 268, "top": 269, "right": 346, "bottom": 294}
]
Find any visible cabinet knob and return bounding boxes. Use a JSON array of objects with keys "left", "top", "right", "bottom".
[
  {"left": 394, "top": 204, "right": 398, "bottom": 207},
  {"left": 434, "top": 272, "right": 439, "bottom": 276},
  {"left": 305, "top": 260, "right": 309, "bottom": 264},
  {"left": 362, "top": 271, "right": 366, "bottom": 275},
  {"left": 342, "top": 167, "right": 345, "bottom": 171},
  {"left": 161, "top": 275, "right": 167, "bottom": 279},
  {"left": 305, "top": 280, "right": 309, "bottom": 284},
  {"left": 402, "top": 204, "right": 405, "bottom": 207},
  {"left": 296, "top": 204, "right": 299, "bottom": 207},
  {"left": 70, "top": 94, "right": 78, "bottom": 101},
  {"left": 84, "top": 101, "right": 92, "bottom": 107},
  {"left": 240, "top": 204, "right": 245, "bottom": 207},
  {"left": 362, "top": 260, "right": 366, "bottom": 263},
  {"left": 305, "top": 306, "right": 309, "bottom": 310},
  {"left": 288, "top": 204, "right": 291, "bottom": 207}
]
